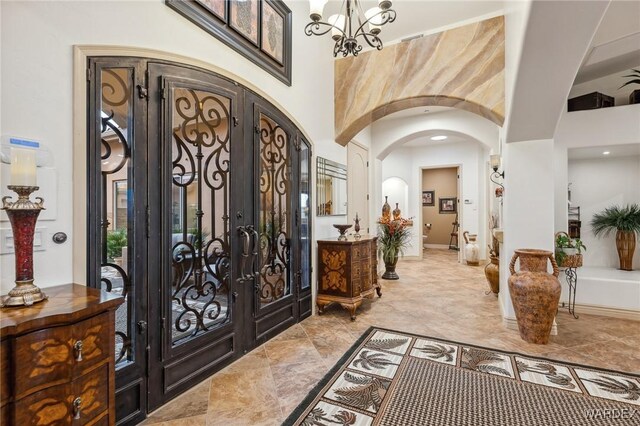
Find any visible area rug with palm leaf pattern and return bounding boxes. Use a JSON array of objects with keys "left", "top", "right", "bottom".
[{"left": 284, "top": 327, "right": 639, "bottom": 426}]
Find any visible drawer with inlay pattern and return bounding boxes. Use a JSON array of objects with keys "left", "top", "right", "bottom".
[
  {"left": 14, "top": 311, "right": 111, "bottom": 399},
  {"left": 14, "top": 362, "right": 109, "bottom": 426}
]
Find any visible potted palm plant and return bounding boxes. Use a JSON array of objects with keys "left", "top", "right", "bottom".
[
  {"left": 590, "top": 204, "right": 640, "bottom": 271},
  {"left": 619, "top": 68, "right": 640, "bottom": 104},
  {"left": 378, "top": 217, "right": 412, "bottom": 280}
]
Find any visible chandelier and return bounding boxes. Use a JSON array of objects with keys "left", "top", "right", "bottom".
[{"left": 305, "top": 0, "right": 397, "bottom": 57}]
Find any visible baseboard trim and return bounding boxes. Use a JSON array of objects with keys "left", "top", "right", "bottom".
[
  {"left": 424, "top": 244, "right": 450, "bottom": 249},
  {"left": 502, "top": 316, "right": 558, "bottom": 335},
  {"left": 501, "top": 304, "right": 639, "bottom": 336},
  {"left": 558, "top": 303, "right": 640, "bottom": 321}
]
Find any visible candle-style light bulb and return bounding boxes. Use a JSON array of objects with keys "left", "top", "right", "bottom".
[
  {"left": 365, "top": 7, "right": 383, "bottom": 35},
  {"left": 490, "top": 154, "right": 501, "bottom": 172},
  {"left": 328, "top": 14, "right": 346, "bottom": 40},
  {"left": 10, "top": 147, "right": 37, "bottom": 187}
]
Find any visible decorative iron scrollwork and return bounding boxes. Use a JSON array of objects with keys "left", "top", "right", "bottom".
[
  {"left": 170, "top": 87, "right": 232, "bottom": 344},
  {"left": 257, "top": 114, "right": 291, "bottom": 306},
  {"left": 99, "top": 68, "right": 134, "bottom": 366}
]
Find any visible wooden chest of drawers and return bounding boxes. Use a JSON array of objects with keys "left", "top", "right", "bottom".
[
  {"left": 0, "top": 284, "right": 123, "bottom": 425},
  {"left": 316, "top": 236, "right": 381, "bottom": 320}
]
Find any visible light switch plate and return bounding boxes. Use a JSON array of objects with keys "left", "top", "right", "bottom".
[{"left": 0, "top": 227, "right": 47, "bottom": 254}]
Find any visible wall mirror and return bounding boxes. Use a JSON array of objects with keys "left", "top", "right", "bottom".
[{"left": 316, "top": 157, "right": 347, "bottom": 216}]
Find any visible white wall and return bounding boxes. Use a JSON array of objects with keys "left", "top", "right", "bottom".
[
  {"left": 553, "top": 105, "right": 640, "bottom": 234},
  {"left": 500, "top": 139, "right": 556, "bottom": 320},
  {"left": 381, "top": 140, "right": 488, "bottom": 259},
  {"left": 0, "top": 0, "right": 335, "bottom": 291},
  {"left": 381, "top": 177, "right": 409, "bottom": 217},
  {"left": 568, "top": 156, "right": 640, "bottom": 268}
]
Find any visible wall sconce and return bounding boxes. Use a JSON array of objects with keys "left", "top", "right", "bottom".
[{"left": 489, "top": 154, "right": 505, "bottom": 197}]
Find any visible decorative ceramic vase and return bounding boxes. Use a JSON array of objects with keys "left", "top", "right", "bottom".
[
  {"left": 508, "top": 249, "right": 561, "bottom": 344},
  {"left": 382, "top": 254, "right": 399, "bottom": 280},
  {"left": 616, "top": 230, "right": 636, "bottom": 271},
  {"left": 484, "top": 256, "right": 499, "bottom": 294},
  {"left": 463, "top": 231, "right": 480, "bottom": 266},
  {"left": 353, "top": 213, "right": 361, "bottom": 240},
  {"left": 392, "top": 203, "right": 401, "bottom": 220},
  {"left": 382, "top": 196, "right": 391, "bottom": 220}
]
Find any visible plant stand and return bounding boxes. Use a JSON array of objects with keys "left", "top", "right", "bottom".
[
  {"left": 558, "top": 253, "right": 582, "bottom": 319},
  {"left": 562, "top": 267, "right": 579, "bottom": 319}
]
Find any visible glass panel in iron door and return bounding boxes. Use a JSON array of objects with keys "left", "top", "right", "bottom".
[
  {"left": 98, "top": 67, "right": 135, "bottom": 367},
  {"left": 299, "top": 141, "right": 311, "bottom": 292},
  {"left": 170, "top": 87, "right": 232, "bottom": 345},
  {"left": 257, "top": 113, "right": 292, "bottom": 309}
]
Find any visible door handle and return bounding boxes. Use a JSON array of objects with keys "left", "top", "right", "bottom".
[
  {"left": 237, "top": 226, "right": 251, "bottom": 282},
  {"left": 247, "top": 225, "right": 260, "bottom": 279}
]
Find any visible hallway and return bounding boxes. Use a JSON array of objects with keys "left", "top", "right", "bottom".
[{"left": 144, "top": 250, "right": 640, "bottom": 425}]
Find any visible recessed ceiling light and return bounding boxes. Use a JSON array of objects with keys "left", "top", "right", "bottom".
[
  {"left": 603, "top": 151, "right": 610, "bottom": 155},
  {"left": 431, "top": 135, "right": 447, "bottom": 141}
]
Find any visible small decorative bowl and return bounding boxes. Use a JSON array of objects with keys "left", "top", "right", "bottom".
[{"left": 333, "top": 224, "right": 353, "bottom": 241}]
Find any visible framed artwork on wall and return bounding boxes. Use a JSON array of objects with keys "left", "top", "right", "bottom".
[
  {"left": 439, "top": 197, "right": 457, "bottom": 214},
  {"left": 422, "top": 190, "right": 435, "bottom": 206},
  {"left": 229, "top": 0, "right": 259, "bottom": 45},
  {"left": 261, "top": 0, "right": 284, "bottom": 64},
  {"left": 166, "top": 0, "right": 292, "bottom": 85},
  {"left": 195, "top": 0, "right": 226, "bottom": 21}
]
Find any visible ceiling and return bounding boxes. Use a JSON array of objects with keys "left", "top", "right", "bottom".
[
  {"left": 403, "top": 132, "right": 470, "bottom": 148},
  {"left": 574, "top": 0, "right": 640, "bottom": 84},
  {"left": 568, "top": 143, "right": 640, "bottom": 160},
  {"left": 322, "top": 0, "right": 504, "bottom": 46},
  {"left": 377, "top": 105, "right": 455, "bottom": 121}
]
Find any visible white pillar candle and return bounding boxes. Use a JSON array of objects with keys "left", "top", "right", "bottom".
[{"left": 10, "top": 147, "right": 37, "bottom": 186}]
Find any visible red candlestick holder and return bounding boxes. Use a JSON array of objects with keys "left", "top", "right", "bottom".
[{"left": 1, "top": 185, "right": 47, "bottom": 307}]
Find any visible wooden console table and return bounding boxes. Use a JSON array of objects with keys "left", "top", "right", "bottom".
[
  {"left": 316, "top": 235, "right": 381, "bottom": 320},
  {"left": 0, "top": 284, "right": 123, "bottom": 425}
]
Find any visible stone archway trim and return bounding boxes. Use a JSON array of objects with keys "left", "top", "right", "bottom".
[{"left": 334, "top": 16, "right": 505, "bottom": 146}]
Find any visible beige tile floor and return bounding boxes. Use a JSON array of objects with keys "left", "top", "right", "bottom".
[{"left": 143, "top": 249, "right": 640, "bottom": 425}]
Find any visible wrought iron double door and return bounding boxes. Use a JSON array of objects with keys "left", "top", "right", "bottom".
[{"left": 88, "top": 59, "right": 311, "bottom": 424}]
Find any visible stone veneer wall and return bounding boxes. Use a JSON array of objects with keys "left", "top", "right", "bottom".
[{"left": 334, "top": 16, "right": 505, "bottom": 145}]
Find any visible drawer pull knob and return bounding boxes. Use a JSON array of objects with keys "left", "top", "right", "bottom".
[
  {"left": 74, "top": 340, "right": 83, "bottom": 361},
  {"left": 73, "top": 397, "right": 82, "bottom": 419}
]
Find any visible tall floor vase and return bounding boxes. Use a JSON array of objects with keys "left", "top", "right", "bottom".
[
  {"left": 508, "top": 249, "right": 561, "bottom": 344},
  {"left": 382, "top": 254, "right": 399, "bottom": 280},
  {"left": 484, "top": 256, "right": 500, "bottom": 294},
  {"left": 616, "top": 230, "right": 636, "bottom": 271}
]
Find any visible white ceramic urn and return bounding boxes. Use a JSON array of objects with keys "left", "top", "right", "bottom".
[{"left": 463, "top": 231, "right": 480, "bottom": 266}]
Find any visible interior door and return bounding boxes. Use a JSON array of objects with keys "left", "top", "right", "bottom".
[
  {"left": 348, "top": 142, "right": 370, "bottom": 233},
  {"left": 146, "top": 63, "right": 244, "bottom": 410}
]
